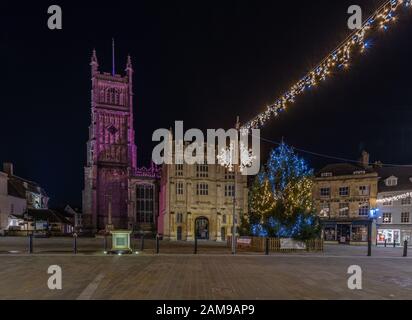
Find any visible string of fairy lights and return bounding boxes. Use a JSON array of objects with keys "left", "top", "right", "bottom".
[{"left": 242, "top": 0, "right": 412, "bottom": 130}]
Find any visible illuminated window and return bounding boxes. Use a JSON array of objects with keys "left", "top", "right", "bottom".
[
  {"left": 358, "top": 203, "right": 369, "bottom": 216},
  {"left": 339, "top": 203, "right": 349, "bottom": 217},
  {"left": 321, "top": 172, "right": 332, "bottom": 177},
  {"left": 320, "top": 203, "right": 330, "bottom": 217},
  {"left": 339, "top": 187, "right": 349, "bottom": 197},
  {"left": 383, "top": 213, "right": 392, "bottom": 224}
]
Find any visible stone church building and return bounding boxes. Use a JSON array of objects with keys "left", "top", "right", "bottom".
[
  {"left": 82, "top": 49, "right": 248, "bottom": 239},
  {"left": 82, "top": 50, "right": 160, "bottom": 232}
]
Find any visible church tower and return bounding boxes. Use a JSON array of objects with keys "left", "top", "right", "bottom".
[{"left": 82, "top": 49, "right": 137, "bottom": 231}]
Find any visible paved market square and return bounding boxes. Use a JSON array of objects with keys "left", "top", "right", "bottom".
[{"left": 0, "top": 237, "right": 411, "bottom": 300}]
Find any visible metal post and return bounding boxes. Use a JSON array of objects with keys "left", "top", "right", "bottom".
[
  {"left": 232, "top": 166, "right": 237, "bottom": 255},
  {"left": 104, "top": 235, "right": 107, "bottom": 252},
  {"left": 140, "top": 234, "right": 145, "bottom": 251},
  {"left": 73, "top": 233, "right": 78, "bottom": 254},
  {"left": 29, "top": 233, "right": 33, "bottom": 254},
  {"left": 384, "top": 239, "right": 387, "bottom": 247},
  {"left": 265, "top": 237, "right": 269, "bottom": 255},
  {"left": 156, "top": 234, "right": 160, "bottom": 254},
  {"left": 393, "top": 238, "right": 396, "bottom": 248},
  {"left": 194, "top": 235, "right": 198, "bottom": 255},
  {"left": 403, "top": 240, "right": 408, "bottom": 257},
  {"left": 367, "top": 220, "right": 372, "bottom": 257}
]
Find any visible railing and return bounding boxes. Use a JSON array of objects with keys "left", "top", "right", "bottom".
[{"left": 227, "top": 236, "right": 324, "bottom": 252}]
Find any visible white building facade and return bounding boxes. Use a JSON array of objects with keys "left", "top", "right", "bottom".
[{"left": 376, "top": 168, "right": 412, "bottom": 246}]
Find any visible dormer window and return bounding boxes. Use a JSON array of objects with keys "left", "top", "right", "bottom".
[
  {"left": 321, "top": 172, "right": 332, "bottom": 177},
  {"left": 353, "top": 170, "right": 366, "bottom": 175},
  {"left": 385, "top": 176, "right": 398, "bottom": 187}
]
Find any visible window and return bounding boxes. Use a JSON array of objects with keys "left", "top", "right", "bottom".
[
  {"left": 225, "top": 169, "right": 235, "bottom": 180},
  {"left": 175, "top": 164, "right": 184, "bottom": 177},
  {"left": 339, "top": 187, "right": 349, "bottom": 197},
  {"left": 176, "top": 182, "right": 184, "bottom": 195},
  {"left": 196, "top": 183, "right": 209, "bottom": 196},
  {"left": 321, "top": 172, "right": 332, "bottom": 177},
  {"left": 359, "top": 185, "right": 370, "bottom": 196},
  {"left": 320, "top": 202, "right": 330, "bottom": 217},
  {"left": 339, "top": 203, "right": 349, "bottom": 217},
  {"left": 176, "top": 213, "right": 183, "bottom": 224},
  {"left": 136, "top": 184, "right": 155, "bottom": 224},
  {"left": 196, "top": 164, "right": 209, "bottom": 178},
  {"left": 401, "top": 197, "right": 411, "bottom": 206},
  {"left": 383, "top": 213, "right": 392, "bottom": 224},
  {"left": 222, "top": 214, "right": 227, "bottom": 224},
  {"left": 358, "top": 203, "right": 369, "bottom": 216},
  {"left": 401, "top": 212, "right": 410, "bottom": 223},
  {"left": 224, "top": 185, "right": 235, "bottom": 197},
  {"left": 386, "top": 177, "right": 398, "bottom": 187},
  {"left": 382, "top": 200, "right": 393, "bottom": 206},
  {"left": 320, "top": 188, "right": 330, "bottom": 198},
  {"left": 353, "top": 170, "right": 366, "bottom": 175}
]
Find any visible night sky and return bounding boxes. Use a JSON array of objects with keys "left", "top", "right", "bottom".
[{"left": 2, "top": 0, "right": 412, "bottom": 207}]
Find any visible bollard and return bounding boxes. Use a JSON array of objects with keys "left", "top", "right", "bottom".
[
  {"left": 403, "top": 240, "right": 408, "bottom": 257},
  {"left": 367, "top": 221, "right": 372, "bottom": 257},
  {"left": 156, "top": 235, "right": 160, "bottom": 254},
  {"left": 194, "top": 236, "right": 198, "bottom": 255},
  {"left": 140, "top": 234, "right": 145, "bottom": 251},
  {"left": 265, "top": 237, "right": 269, "bottom": 255},
  {"left": 73, "top": 233, "right": 78, "bottom": 254},
  {"left": 384, "top": 239, "right": 387, "bottom": 248},
  {"left": 368, "top": 239, "right": 372, "bottom": 257},
  {"left": 104, "top": 235, "right": 108, "bottom": 252},
  {"left": 29, "top": 234, "right": 33, "bottom": 254}
]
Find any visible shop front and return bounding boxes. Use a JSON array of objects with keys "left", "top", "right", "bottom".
[
  {"left": 376, "top": 227, "right": 412, "bottom": 246},
  {"left": 322, "top": 219, "right": 371, "bottom": 245}
]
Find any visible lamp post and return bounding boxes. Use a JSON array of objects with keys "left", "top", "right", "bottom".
[{"left": 217, "top": 117, "right": 255, "bottom": 255}]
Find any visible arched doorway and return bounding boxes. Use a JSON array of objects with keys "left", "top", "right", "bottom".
[
  {"left": 177, "top": 226, "right": 182, "bottom": 241},
  {"left": 195, "top": 217, "right": 209, "bottom": 240}
]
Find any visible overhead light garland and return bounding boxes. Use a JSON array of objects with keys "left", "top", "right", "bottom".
[
  {"left": 243, "top": 0, "right": 412, "bottom": 130},
  {"left": 377, "top": 191, "right": 412, "bottom": 204}
]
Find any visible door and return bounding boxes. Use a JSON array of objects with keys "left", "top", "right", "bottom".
[
  {"left": 221, "top": 227, "right": 226, "bottom": 241},
  {"left": 195, "top": 217, "right": 209, "bottom": 240},
  {"left": 337, "top": 224, "right": 351, "bottom": 244},
  {"left": 177, "top": 226, "right": 182, "bottom": 241}
]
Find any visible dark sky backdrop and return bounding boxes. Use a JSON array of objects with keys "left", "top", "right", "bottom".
[{"left": 2, "top": 0, "right": 412, "bottom": 207}]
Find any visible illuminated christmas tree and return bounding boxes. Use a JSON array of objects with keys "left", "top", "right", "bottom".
[{"left": 248, "top": 142, "right": 321, "bottom": 240}]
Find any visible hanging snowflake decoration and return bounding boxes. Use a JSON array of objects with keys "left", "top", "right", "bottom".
[
  {"left": 239, "top": 142, "right": 256, "bottom": 173},
  {"left": 217, "top": 140, "right": 256, "bottom": 173},
  {"left": 217, "top": 142, "right": 235, "bottom": 172}
]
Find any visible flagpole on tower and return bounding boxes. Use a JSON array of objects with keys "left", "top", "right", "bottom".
[{"left": 112, "top": 38, "right": 115, "bottom": 76}]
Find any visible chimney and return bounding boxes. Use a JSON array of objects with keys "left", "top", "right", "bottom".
[
  {"left": 3, "top": 163, "right": 14, "bottom": 176},
  {"left": 360, "top": 151, "right": 370, "bottom": 168}
]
